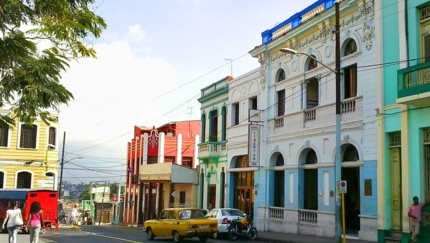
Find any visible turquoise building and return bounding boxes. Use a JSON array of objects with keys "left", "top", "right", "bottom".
[{"left": 378, "top": 0, "right": 430, "bottom": 242}]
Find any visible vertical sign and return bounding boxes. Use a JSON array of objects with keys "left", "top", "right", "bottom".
[{"left": 248, "top": 124, "right": 260, "bottom": 167}]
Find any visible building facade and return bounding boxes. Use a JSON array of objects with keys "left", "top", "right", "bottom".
[
  {"left": 378, "top": 0, "right": 430, "bottom": 242},
  {"left": 123, "top": 121, "right": 201, "bottom": 225},
  {"left": 247, "top": 0, "right": 378, "bottom": 241},
  {"left": 225, "top": 68, "right": 262, "bottom": 218},
  {"left": 0, "top": 109, "right": 60, "bottom": 190},
  {"left": 197, "top": 76, "right": 232, "bottom": 210}
]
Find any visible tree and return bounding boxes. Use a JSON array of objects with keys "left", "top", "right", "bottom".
[
  {"left": 0, "top": 0, "right": 107, "bottom": 128},
  {"left": 79, "top": 186, "right": 91, "bottom": 201},
  {"left": 110, "top": 183, "right": 118, "bottom": 195}
]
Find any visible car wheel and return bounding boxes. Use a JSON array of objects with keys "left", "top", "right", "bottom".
[
  {"left": 199, "top": 236, "right": 208, "bottom": 242},
  {"left": 146, "top": 228, "right": 155, "bottom": 240},
  {"left": 213, "top": 230, "right": 221, "bottom": 239},
  {"left": 172, "top": 231, "right": 182, "bottom": 242}
]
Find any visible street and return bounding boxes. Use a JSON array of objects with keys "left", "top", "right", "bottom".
[{"left": 40, "top": 225, "right": 269, "bottom": 243}]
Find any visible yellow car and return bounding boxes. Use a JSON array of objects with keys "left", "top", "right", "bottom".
[{"left": 144, "top": 208, "right": 218, "bottom": 242}]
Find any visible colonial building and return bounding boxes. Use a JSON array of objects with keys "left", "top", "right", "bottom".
[
  {"left": 197, "top": 76, "right": 232, "bottom": 210},
  {"left": 224, "top": 68, "right": 261, "bottom": 218},
  {"left": 123, "top": 121, "right": 200, "bottom": 225},
  {"left": 248, "top": 0, "right": 378, "bottom": 241},
  {"left": 0, "top": 109, "right": 59, "bottom": 190},
  {"left": 378, "top": 0, "right": 430, "bottom": 242}
]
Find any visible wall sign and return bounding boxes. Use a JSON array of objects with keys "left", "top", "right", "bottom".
[{"left": 248, "top": 124, "right": 260, "bottom": 167}]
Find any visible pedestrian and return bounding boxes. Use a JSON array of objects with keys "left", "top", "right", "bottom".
[
  {"left": 408, "top": 196, "right": 428, "bottom": 243},
  {"left": 1, "top": 201, "right": 23, "bottom": 243},
  {"left": 71, "top": 205, "right": 78, "bottom": 225},
  {"left": 26, "top": 201, "right": 45, "bottom": 243}
]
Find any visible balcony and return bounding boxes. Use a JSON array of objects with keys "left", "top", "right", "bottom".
[
  {"left": 397, "top": 62, "right": 430, "bottom": 107},
  {"left": 268, "top": 96, "right": 363, "bottom": 133},
  {"left": 197, "top": 141, "right": 227, "bottom": 164},
  {"left": 139, "top": 163, "right": 197, "bottom": 184}
]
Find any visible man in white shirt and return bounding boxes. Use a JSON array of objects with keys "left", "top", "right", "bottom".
[{"left": 71, "top": 205, "right": 78, "bottom": 225}]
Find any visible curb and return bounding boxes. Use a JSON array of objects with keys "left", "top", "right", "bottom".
[{"left": 116, "top": 225, "right": 144, "bottom": 231}]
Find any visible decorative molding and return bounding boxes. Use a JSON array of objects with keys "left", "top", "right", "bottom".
[{"left": 258, "top": 53, "right": 267, "bottom": 90}]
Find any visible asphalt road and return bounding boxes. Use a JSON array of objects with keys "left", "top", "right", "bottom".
[{"left": 40, "top": 225, "right": 267, "bottom": 243}]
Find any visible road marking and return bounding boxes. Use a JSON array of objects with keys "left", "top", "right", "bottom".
[{"left": 86, "top": 232, "right": 141, "bottom": 243}]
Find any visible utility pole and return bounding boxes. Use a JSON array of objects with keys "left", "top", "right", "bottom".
[
  {"left": 334, "top": 1, "right": 342, "bottom": 243},
  {"left": 59, "top": 131, "right": 66, "bottom": 199},
  {"left": 187, "top": 107, "right": 194, "bottom": 119}
]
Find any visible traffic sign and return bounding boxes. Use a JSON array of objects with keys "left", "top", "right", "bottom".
[{"left": 338, "top": 180, "right": 347, "bottom": 194}]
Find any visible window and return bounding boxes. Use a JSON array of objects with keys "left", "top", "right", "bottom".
[
  {"left": 249, "top": 97, "right": 257, "bottom": 110},
  {"left": 201, "top": 114, "right": 206, "bottom": 143},
  {"left": 277, "top": 90, "right": 285, "bottom": 117},
  {"left": 303, "top": 149, "right": 318, "bottom": 210},
  {"left": 148, "top": 156, "right": 158, "bottom": 164},
  {"left": 276, "top": 69, "right": 286, "bottom": 83},
  {"left": 179, "top": 191, "right": 186, "bottom": 204},
  {"left": 182, "top": 157, "right": 193, "bottom": 168},
  {"left": 209, "top": 110, "right": 218, "bottom": 141},
  {"left": 343, "top": 65, "right": 357, "bottom": 99},
  {"left": 274, "top": 154, "right": 285, "bottom": 207},
  {"left": 306, "top": 78, "right": 319, "bottom": 109},
  {"left": 221, "top": 107, "right": 227, "bottom": 141},
  {"left": 306, "top": 55, "right": 318, "bottom": 71},
  {"left": 48, "top": 127, "right": 56, "bottom": 147},
  {"left": 232, "top": 102, "right": 240, "bottom": 126},
  {"left": 343, "top": 39, "right": 357, "bottom": 56},
  {"left": 165, "top": 156, "right": 175, "bottom": 163},
  {"left": 0, "top": 171, "right": 4, "bottom": 188},
  {"left": 0, "top": 127, "right": 8, "bottom": 147},
  {"left": 20, "top": 124, "right": 37, "bottom": 148},
  {"left": 16, "top": 171, "right": 32, "bottom": 188},
  {"left": 421, "top": 4, "right": 430, "bottom": 62}
]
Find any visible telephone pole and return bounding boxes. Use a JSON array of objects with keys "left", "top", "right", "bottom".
[
  {"left": 59, "top": 131, "right": 66, "bottom": 199},
  {"left": 187, "top": 107, "right": 194, "bottom": 119}
]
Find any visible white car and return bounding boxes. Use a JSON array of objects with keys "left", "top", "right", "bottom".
[{"left": 205, "top": 208, "right": 245, "bottom": 239}]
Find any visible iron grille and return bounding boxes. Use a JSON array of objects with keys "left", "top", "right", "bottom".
[
  {"left": 423, "top": 129, "right": 430, "bottom": 226},
  {"left": 389, "top": 132, "right": 401, "bottom": 147},
  {"left": 421, "top": 4, "right": 430, "bottom": 22},
  {"left": 424, "top": 128, "right": 430, "bottom": 144}
]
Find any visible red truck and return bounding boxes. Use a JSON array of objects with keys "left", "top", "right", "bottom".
[{"left": 0, "top": 189, "right": 59, "bottom": 232}]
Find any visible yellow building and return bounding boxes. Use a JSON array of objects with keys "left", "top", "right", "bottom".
[{"left": 0, "top": 109, "right": 60, "bottom": 189}]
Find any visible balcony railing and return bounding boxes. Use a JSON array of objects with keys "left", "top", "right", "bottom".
[
  {"left": 342, "top": 97, "right": 357, "bottom": 114},
  {"left": 299, "top": 209, "right": 318, "bottom": 224},
  {"left": 275, "top": 117, "right": 284, "bottom": 127},
  {"left": 269, "top": 207, "right": 284, "bottom": 220},
  {"left": 198, "top": 141, "right": 227, "bottom": 159},
  {"left": 398, "top": 62, "right": 430, "bottom": 106},
  {"left": 304, "top": 108, "right": 317, "bottom": 122}
]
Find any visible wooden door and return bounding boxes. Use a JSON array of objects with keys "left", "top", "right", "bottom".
[{"left": 390, "top": 148, "right": 402, "bottom": 230}]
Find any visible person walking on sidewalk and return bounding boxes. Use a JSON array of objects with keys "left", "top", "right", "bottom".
[
  {"left": 71, "top": 205, "right": 78, "bottom": 225},
  {"left": 408, "top": 196, "right": 429, "bottom": 243},
  {"left": 2, "top": 201, "right": 23, "bottom": 243},
  {"left": 26, "top": 201, "right": 45, "bottom": 243}
]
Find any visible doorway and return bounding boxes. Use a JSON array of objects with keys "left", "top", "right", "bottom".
[
  {"left": 209, "top": 185, "right": 216, "bottom": 209},
  {"left": 341, "top": 167, "right": 360, "bottom": 231}
]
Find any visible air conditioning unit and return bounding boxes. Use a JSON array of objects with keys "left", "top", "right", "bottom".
[{"left": 48, "top": 144, "right": 56, "bottom": 150}]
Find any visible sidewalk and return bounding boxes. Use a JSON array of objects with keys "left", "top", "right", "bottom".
[
  {"left": 257, "top": 231, "right": 374, "bottom": 243},
  {"left": 117, "top": 224, "right": 374, "bottom": 243},
  {"left": 0, "top": 232, "right": 47, "bottom": 243}
]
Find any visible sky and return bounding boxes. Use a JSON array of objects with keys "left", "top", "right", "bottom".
[{"left": 59, "top": 0, "right": 318, "bottom": 184}]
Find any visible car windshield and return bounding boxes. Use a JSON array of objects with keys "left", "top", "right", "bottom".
[
  {"left": 221, "top": 209, "right": 244, "bottom": 217},
  {"left": 178, "top": 209, "right": 204, "bottom": 219}
]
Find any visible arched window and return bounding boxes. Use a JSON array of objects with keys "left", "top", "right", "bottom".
[
  {"left": 209, "top": 110, "right": 218, "bottom": 142},
  {"left": 45, "top": 172, "right": 56, "bottom": 190},
  {"left": 303, "top": 149, "right": 318, "bottom": 210},
  {"left": 305, "top": 150, "right": 318, "bottom": 164},
  {"left": 307, "top": 56, "right": 318, "bottom": 71},
  {"left": 343, "top": 145, "right": 359, "bottom": 161},
  {"left": 17, "top": 171, "right": 32, "bottom": 188},
  {"left": 274, "top": 154, "right": 285, "bottom": 207},
  {"left": 221, "top": 107, "right": 227, "bottom": 141},
  {"left": 276, "top": 69, "right": 286, "bottom": 83},
  {"left": 343, "top": 39, "right": 357, "bottom": 56}
]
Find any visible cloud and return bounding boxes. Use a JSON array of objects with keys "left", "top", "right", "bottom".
[
  {"left": 58, "top": 40, "right": 179, "bottom": 174},
  {"left": 124, "top": 23, "right": 147, "bottom": 43}
]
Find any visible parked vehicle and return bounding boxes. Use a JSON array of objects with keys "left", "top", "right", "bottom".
[
  {"left": 143, "top": 208, "right": 217, "bottom": 242},
  {"left": 0, "top": 189, "right": 59, "bottom": 233},
  {"left": 227, "top": 214, "right": 257, "bottom": 241},
  {"left": 204, "top": 208, "right": 246, "bottom": 239}
]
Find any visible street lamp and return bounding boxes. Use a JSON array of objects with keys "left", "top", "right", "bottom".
[
  {"left": 59, "top": 157, "right": 83, "bottom": 199},
  {"left": 280, "top": 2, "right": 341, "bottom": 242}
]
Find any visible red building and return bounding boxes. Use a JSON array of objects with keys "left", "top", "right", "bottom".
[{"left": 123, "top": 120, "right": 201, "bottom": 225}]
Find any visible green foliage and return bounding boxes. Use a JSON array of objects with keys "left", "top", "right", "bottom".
[
  {"left": 0, "top": 0, "right": 107, "bottom": 128},
  {"left": 79, "top": 186, "right": 91, "bottom": 201}
]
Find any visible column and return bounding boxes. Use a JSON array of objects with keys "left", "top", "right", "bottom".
[
  {"left": 177, "top": 134, "right": 182, "bottom": 165},
  {"left": 158, "top": 132, "right": 165, "bottom": 163},
  {"left": 194, "top": 135, "right": 200, "bottom": 167}
]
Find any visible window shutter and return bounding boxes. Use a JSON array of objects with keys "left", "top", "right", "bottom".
[{"left": 424, "top": 34, "right": 430, "bottom": 63}]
